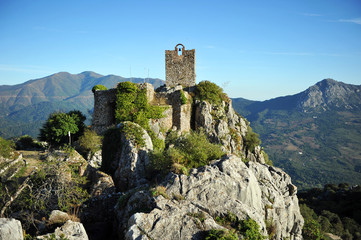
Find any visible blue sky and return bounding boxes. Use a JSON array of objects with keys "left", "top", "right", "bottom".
[{"left": 0, "top": 0, "right": 360, "bottom": 100}]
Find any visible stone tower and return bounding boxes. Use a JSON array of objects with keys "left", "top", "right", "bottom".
[{"left": 165, "top": 44, "right": 195, "bottom": 87}]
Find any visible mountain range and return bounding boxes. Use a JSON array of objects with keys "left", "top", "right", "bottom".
[
  {"left": 0, "top": 71, "right": 164, "bottom": 138},
  {"left": 232, "top": 79, "right": 361, "bottom": 189}
]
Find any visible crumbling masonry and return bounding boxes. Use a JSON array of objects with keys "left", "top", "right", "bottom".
[{"left": 92, "top": 44, "right": 195, "bottom": 135}]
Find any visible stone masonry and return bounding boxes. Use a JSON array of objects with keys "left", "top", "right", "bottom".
[
  {"left": 92, "top": 89, "right": 117, "bottom": 134},
  {"left": 165, "top": 44, "right": 195, "bottom": 88},
  {"left": 92, "top": 84, "right": 192, "bottom": 135}
]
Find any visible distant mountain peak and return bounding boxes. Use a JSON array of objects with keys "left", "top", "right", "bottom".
[
  {"left": 80, "top": 71, "right": 103, "bottom": 78},
  {"left": 300, "top": 79, "right": 361, "bottom": 111}
]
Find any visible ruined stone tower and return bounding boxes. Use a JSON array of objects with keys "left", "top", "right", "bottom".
[{"left": 165, "top": 44, "right": 195, "bottom": 87}]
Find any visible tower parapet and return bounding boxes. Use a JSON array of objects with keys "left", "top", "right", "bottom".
[{"left": 165, "top": 44, "right": 195, "bottom": 87}]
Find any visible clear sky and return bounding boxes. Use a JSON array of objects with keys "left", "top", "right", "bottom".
[{"left": 0, "top": 0, "right": 360, "bottom": 100}]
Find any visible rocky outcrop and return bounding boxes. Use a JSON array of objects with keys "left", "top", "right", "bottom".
[
  {"left": 37, "top": 220, "right": 88, "bottom": 240},
  {"left": 116, "top": 155, "right": 303, "bottom": 240},
  {"left": 113, "top": 122, "right": 153, "bottom": 192},
  {"left": 0, "top": 218, "right": 23, "bottom": 240},
  {"left": 194, "top": 100, "right": 265, "bottom": 163}
]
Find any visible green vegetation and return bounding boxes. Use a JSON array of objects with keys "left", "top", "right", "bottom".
[
  {"left": 299, "top": 183, "right": 361, "bottom": 240},
  {"left": 208, "top": 212, "right": 265, "bottom": 240},
  {"left": 91, "top": 84, "right": 108, "bottom": 93},
  {"left": 38, "top": 110, "right": 86, "bottom": 146},
  {"left": 77, "top": 128, "right": 102, "bottom": 157},
  {"left": 114, "top": 81, "right": 165, "bottom": 150},
  {"left": 180, "top": 89, "right": 188, "bottom": 105},
  {"left": 0, "top": 136, "right": 14, "bottom": 158},
  {"left": 149, "top": 130, "right": 224, "bottom": 177},
  {"left": 195, "top": 80, "right": 228, "bottom": 105},
  {"left": 115, "top": 82, "right": 164, "bottom": 125},
  {"left": 244, "top": 126, "right": 261, "bottom": 153},
  {"left": 205, "top": 229, "right": 238, "bottom": 240},
  {"left": 150, "top": 185, "right": 170, "bottom": 199}
]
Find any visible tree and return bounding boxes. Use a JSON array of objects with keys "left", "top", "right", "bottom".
[
  {"left": 39, "top": 111, "right": 86, "bottom": 146},
  {"left": 0, "top": 136, "right": 14, "bottom": 158}
]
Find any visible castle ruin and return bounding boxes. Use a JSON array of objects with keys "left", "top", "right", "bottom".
[{"left": 92, "top": 44, "right": 195, "bottom": 135}]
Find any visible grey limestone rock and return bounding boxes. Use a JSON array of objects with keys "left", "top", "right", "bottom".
[
  {"left": 0, "top": 218, "right": 23, "bottom": 240},
  {"left": 37, "top": 220, "right": 88, "bottom": 240},
  {"left": 194, "top": 100, "right": 267, "bottom": 163},
  {"left": 49, "top": 210, "right": 70, "bottom": 224},
  {"left": 119, "top": 155, "right": 304, "bottom": 240},
  {"left": 113, "top": 122, "right": 153, "bottom": 191},
  {"left": 88, "top": 150, "right": 102, "bottom": 169}
]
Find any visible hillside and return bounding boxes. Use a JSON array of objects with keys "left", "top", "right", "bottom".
[
  {"left": 232, "top": 79, "right": 361, "bottom": 189},
  {"left": 0, "top": 72, "right": 164, "bottom": 138}
]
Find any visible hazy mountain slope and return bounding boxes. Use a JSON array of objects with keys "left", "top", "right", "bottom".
[
  {"left": 0, "top": 72, "right": 165, "bottom": 138},
  {"left": 232, "top": 79, "right": 361, "bottom": 189}
]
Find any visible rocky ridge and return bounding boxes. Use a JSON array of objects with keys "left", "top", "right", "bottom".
[{"left": 118, "top": 155, "right": 303, "bottom": 240}]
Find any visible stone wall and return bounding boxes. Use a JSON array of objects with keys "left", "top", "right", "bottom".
[
  {"left": 92, "top": 89, "right": 117, "bottom": 134},
  {"left": 92, "top": 83, "right": 192, "bottom": 135},
  {"left": 165, "top": 44, "right": 195, "bottom": 88}
]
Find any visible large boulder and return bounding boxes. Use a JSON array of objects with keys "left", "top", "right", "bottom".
[
  {"left": 112, "top": 122, "right": 153, "bottom": 191},
  {"left": 117, "top": 155, "right": 304, "bottom": 240},
  {"left": 0, "top": 218, "right": 23, "bottom": 240},
  {"left": 37, "top": 220, "right": 88, "bottom": 240},
  {"left": 48, "top": 210, "right": 70, "bottom": 225}
]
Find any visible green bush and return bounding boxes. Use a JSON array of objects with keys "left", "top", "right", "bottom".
[
  {"left": 91, "top": 84, "right": 108, "bottom": 93},
  {"left": 303, "top": 219, "right": 324, "bottom": 240},
  {"left": 194, "top": 80, "right": 228, "bottom": 105},
  {"left": 300, "top": 204, "right": 326, "bottom": 240},
  {"left": 244, "top": 126, "right": 261, "bottom": 153},
  {"left": 180, "top": 90, "right": 188, "bottom": 105},
  {"left": 77, "top": 128, "right": 102, "bottom": 156},
  {"left": 149, "top": 130, "right": 224, "bottom": 177},
  {"left": 239, "top": 218, "right": 265, "bottom": 240},
  {"left": 214, "top": 213, "right": 265, "bottom": 240},
  {"left": 205, "top": 229, "right": 238, "bottom": 240},
  {"left": 0, "top": 136, "right": 14, "bottom": 158}
]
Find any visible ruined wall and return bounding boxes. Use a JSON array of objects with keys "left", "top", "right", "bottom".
[
  {"left": 92, "top": 89, "right": 117, "bottom": 134},
  {"left": 165, "top": 44, "right": 195, "bottom": 88},
  {"left": 92, "top": 83, "right": 192, "bottom": 135}
]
